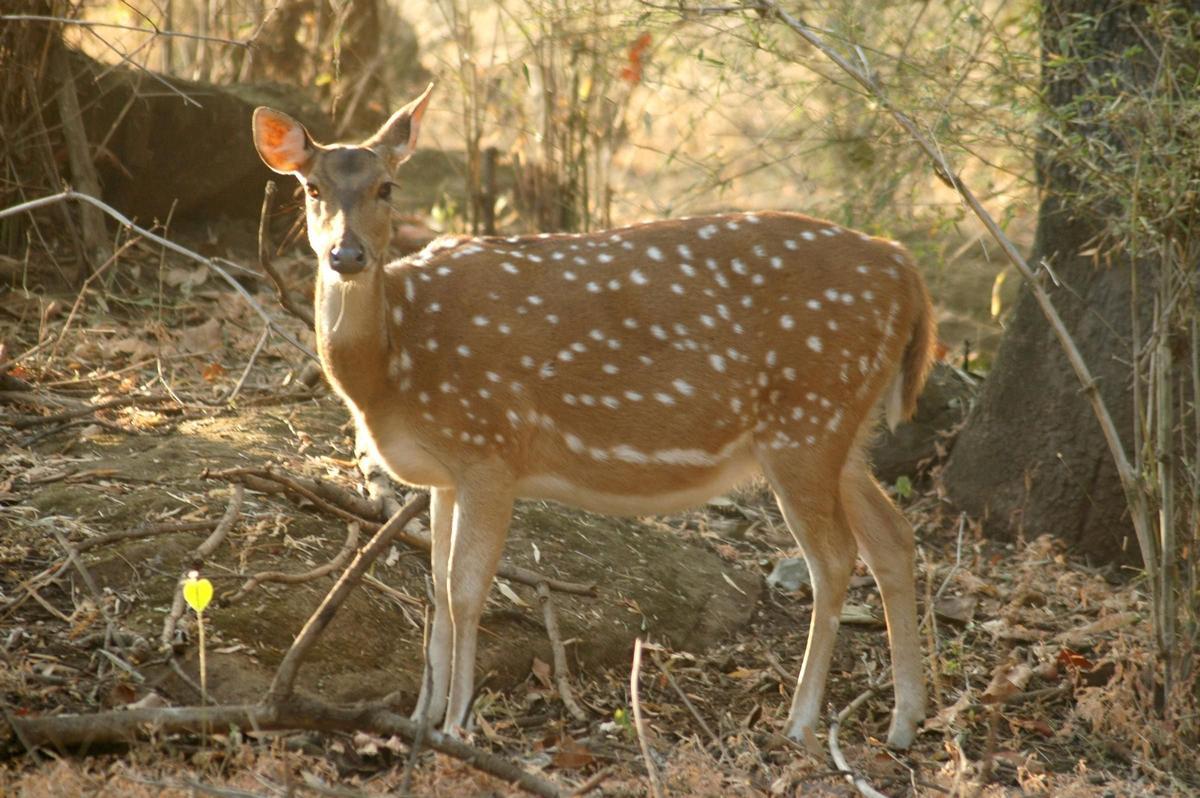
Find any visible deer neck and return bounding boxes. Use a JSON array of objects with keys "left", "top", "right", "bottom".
[{"left": 314, "top": 265, "right": 393, "bottom": 409}]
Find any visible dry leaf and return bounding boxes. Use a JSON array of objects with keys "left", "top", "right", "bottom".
[
  {"left": 531, "top": 656, "right": 553, "bottom": 689},
  {"left": 934, "top": 593, "right": 979, "bottom": 625},
  {"left": 552, "top": 736, "right": 596, "bottom": 770},
  {"left": 1054, "top": 611, "right": 1140, "bottom": 646},
  {"left": 178, "top": 318, "right": 222, "bottom": 354},
  {"left": 201, "top": 361, "right": 226, "bottom": 382},
  {"left": 924, "top": 689, "right": 974, "bottom": 732},
  {"left": 982, "top": 662, "right": 1034, "bottom": 704}
]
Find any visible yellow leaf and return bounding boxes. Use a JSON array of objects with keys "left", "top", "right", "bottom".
[{"left": 183, "top": 572, "right": 214, "bottom": 613}]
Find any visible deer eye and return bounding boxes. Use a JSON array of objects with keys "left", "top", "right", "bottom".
[
  {"left": 306, "top": 183, "right": 320, "bottom": 200},
  {"left": 377, "top": 182, "right": 393, "bottom": 201}
]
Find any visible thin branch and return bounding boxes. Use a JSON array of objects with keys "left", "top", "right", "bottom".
[
  {"left": 9, "top": 697, "right": 564, "bottom": 798},
  {"left": 0, "top": 191, "right": 318, "bottom": 362},
  {"left": 536, "top": 582, "right": 588, "bottom": 722},
  {"left": 828, "top": 687, "right": 889, "bottom": 798},
  {"left": 210, "top": 467, "right": 598, "bottom": 596},
  {"left": 7, "top": 392, "right": 177, "bottom": 429},
  {"left": 227, "top": 522, "right": 360, "bottom": 604},
  {"left": 630, "top": 638, "right": 665, "bottom": 798},
  {"left": 268, "top": 493, "right": 430, "bottom": 702},
  {"left": 650, "top": 649, "right": 723, "bottom": 754},
  {"left": 1, "top": 15, "right": 250, "bottom": 47}
]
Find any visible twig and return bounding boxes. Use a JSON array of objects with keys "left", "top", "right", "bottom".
[
  {"left": 536, "top": 582, "right": 588, "bottom": 723},
  {"left": 650, "top": 649, "right": 723, "bottom": 755},
  {"left": 268, "top": 494, "right": 431, "bottom": 702},
  {"left": 9, "top": 697, "right": 564, "bottom": 798},
  {"left": 257, "top": 181, "right": 314, "bottom": 328},
  {"left": 630, "top": 638, "right": 665, "bottom": 798},
  {"left": 978, "top": 703, "right": 1001, "bottom": 786},
  {"left": 1, "top": 15, "right": 250, "bottom": 47},
  {"left": 209, "top": 466, "right": 380, "bottom": 524},
  {"left": 0, "top": 191, "right": 317, "bottom": 362},
  {"left": 210, "top": 467, "right": 599, "bottom": 597},
  {"left": 0, "top": 339, "right": 54, "bottom": 375},
  {"left": 201, "top": 326, "right": 270, "bottom": 406},
  {"left": 828, "top": 687, "right": 890, "bottom": 798},
  {"left": 568, "top": 766, "right": 614, "bottom": 796},
  {"left": 74, "top": 520, "right": 219, "bottom": 553},
  {"left": 7, "top": 392, "right": 176, "bottom": 429},
  {"left": 227, "top": 522, "right": 360, "bottom": 604},
  {"left": 933, "top": 513, "right": 967, "bottom": 601}
]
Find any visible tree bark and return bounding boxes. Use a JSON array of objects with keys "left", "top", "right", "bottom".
[{"left": 941, "top": 0, "right": 1194, "bottom": 564}]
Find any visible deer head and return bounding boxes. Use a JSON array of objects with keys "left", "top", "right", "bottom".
[{"left": 251, "top": 84, "right": 434, "bottom": 277}]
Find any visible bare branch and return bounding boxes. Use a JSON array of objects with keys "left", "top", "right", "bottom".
[{"left": 0, "top": 191, "right": 318, "bottom": 363}]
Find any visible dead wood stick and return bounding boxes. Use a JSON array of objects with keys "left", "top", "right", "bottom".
[
  {"left": 212, "top": 467, "right": 598, "bottom": 597},
  {"left": 650, "top": 649, "right": 723, "bottom": 754},
  {"left": 630, "top": 638, "right": 665, "bottom": 798},
  {"left": 269, "top": 494, "right": 430, "bottom": 702},
  {"left": 257, "top": 180, "right": 315, "bottom": 329},
  {"left": 73, "top": 521, "right": 220, "bottom": 553},
  {"left": 0, "top": 190, "right": 317, "bottom": 362},
  {"left": 227, "top": 522, "right": 360, "bottom": 604},
  {"left": 7, "top": 392, "right": 177, "bottom": 429},
  {"left": 568, "top": 766, "right": 614, "bottom": 797},
  {"left": 7, "top": 696, "right": 564, "bottom": 798},
  {"left": 536, "top": 582, "right": 587, "bottom": 722},
  {"left": 160, "top": 487, "right": 244, "bottom": 649},
  {"left": 828, "top": 687, "right": 890, "bottom": 798},
  {"left": 209, "top": 466, "right": 380, "bottom": 522}
]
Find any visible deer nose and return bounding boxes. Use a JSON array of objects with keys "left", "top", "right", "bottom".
[{"left": 330, "top": 241, "right": 367, "bottom": 274}]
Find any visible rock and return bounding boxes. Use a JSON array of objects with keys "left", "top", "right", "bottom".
[
  {"left": 767, "top": 557, "right": 810, "bottom": 592},
  {"left": 870, "top": 362, "right": 978, "bottom": 484}
]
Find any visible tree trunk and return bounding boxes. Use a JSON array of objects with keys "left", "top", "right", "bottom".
[{"left": 941, "top": 0, "right": 1190, "bottom": 565}]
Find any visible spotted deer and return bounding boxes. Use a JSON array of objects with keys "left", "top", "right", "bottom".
[{"left": 252, "top": 84, "right": 935, "bottom": 749}]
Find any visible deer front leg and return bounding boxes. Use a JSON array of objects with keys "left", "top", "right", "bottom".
[
  {"left": 442, "top": 473, "right": 515, "bottom": 733},
  {"left": 413, "top": 485, "right": 455, "bottom": 725}
]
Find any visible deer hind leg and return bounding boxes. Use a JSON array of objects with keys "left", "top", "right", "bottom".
[
  {"left": 441, "top": 474, "right": 515, "bottom": 733},
  {"left": 760, "top": 451, "right": 858, "bottom": 748},
  {"left": 840, "top": 456, "right": 926, "bottom": 749},
  {"left": 413, "top": 485, "right": 455, "bottom": 725}
]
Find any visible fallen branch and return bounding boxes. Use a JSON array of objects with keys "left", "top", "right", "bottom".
[
  {"left": 0, "top": 190, "right": 317, "bottom": 362},
  {"left": 210, "top": 466, "right": 598, "bottom": 597},
  {"left": 828, "top": 687, "right": 889, "bottom": 798},
  {"left": 268, "top": 493, "right": 430, "bottom": 702},
  {"left": 6, "top": 392, "right": 177, "bottom": 429},
  {"left": 75, "top": 520, "right": 219, "bottom": 553},
  {"left": 650, "top": 649, "right": 723, "bottom": 755},
  {"left": 227, "top": 522, "right": 360, "bottom": 604},
  {"left": 630, "top": 638, "right": 665, "bottom": 798},
  {"left": 208, "top": 466, "right": 380, "bottom": 524},
  {"left": 8, "top": 696, "right": 564, "bottom": 798},
  {"left": 536, "top": 582, "right": 587, "bottom": 723}
]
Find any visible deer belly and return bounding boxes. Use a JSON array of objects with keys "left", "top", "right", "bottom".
[{"left": 516, "top": 442, "right": 759, "bottom": 516}]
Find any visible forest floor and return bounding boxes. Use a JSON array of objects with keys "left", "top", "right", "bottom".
[{"left": 0, "top": 236, "right": 1192, "bottom": 797}]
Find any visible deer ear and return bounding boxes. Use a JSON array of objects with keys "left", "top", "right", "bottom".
[
  {"left": 252, "top": 107, "right": 316, "bottom": 175},
  {"left": 365, "top": 83, "right": 434, "bottom": 170}
]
